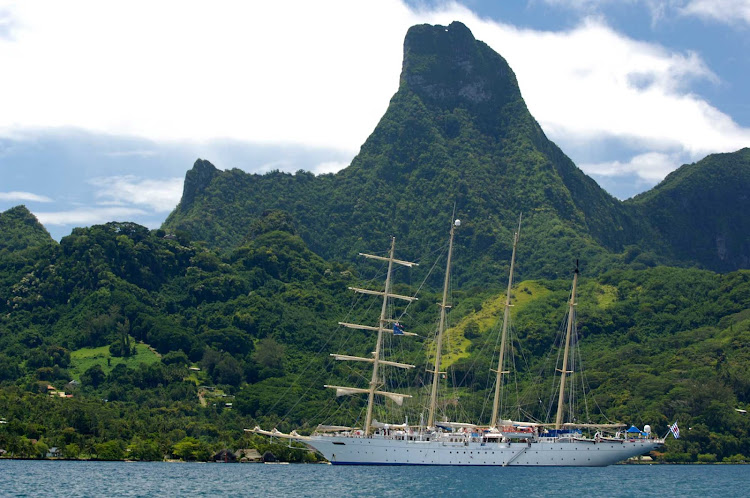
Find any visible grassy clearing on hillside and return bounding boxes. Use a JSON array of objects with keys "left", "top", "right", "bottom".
[
  {"left": 432, "top": 280, "right": 551, "bottom": 369},
  {"left": 69, "top": 341, "right": 160, "bottom": 380},
  {"left": 594, "top": 284, "right": 618, "bottom": 308}
]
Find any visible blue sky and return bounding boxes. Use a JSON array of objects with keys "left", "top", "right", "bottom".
[{"left": 1, "top": 0, "right": 749, "bottom": 240}]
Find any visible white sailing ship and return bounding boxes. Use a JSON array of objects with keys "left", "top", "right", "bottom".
[{"left": 250, "top": 219, "right": 663, "bottom": 466}]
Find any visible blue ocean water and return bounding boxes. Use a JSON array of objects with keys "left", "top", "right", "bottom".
[{"left": 0, "top": 460, "right": 747, "bottom": 497}]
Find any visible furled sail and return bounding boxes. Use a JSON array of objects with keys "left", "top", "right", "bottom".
[
  {"left": 315, "top": 425, "right": 356, "bottom": 432},
  {"left": 245, "top": 426, "right": 310, "bottom": 441},
  {"left": 358, "top": 253, "right": 418, "bottom": 268},
  {"left": 338, "top": 322, "right": 418, "bottom": 336},
  {"left": 371, "top": 419, "right": 408, "bottom": 429},
  {"left": 348, "top": 287, "right": 418, "bottom": 302},
  {"left": 324, "top": 385, "right": 412, "bottom": 406},
  {"left": 499, "top": 419, "right": 542, "bottom": 427},
  {"left": 327, "top": 238, "right": 418, "bottom": 434},
  {"left": 330, "top": 354, "right": 415, "bottom": 369}
]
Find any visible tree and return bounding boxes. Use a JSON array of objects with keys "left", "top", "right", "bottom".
[
  {"left": 214, "top": 355, "right": 243, "bottom": 386},
  {"left": 162, "top": 350, "right": 190, "bottom": 366},
  {"left": 109, "top": 320, "right": 132, "bottom": 357},
  {"left": 200, "top": 348, "right": 222, "bottom": 376},
  {"left": 95, "top": 440, "right": 124, "bottom": 460},
  {"left": 127, "top": 438, "right": 162, "bottom": 461},
  {"left": 252, "top": 337, "right": 285, "bottom": 379},
  {"left": 172, "top": 437, "right": 210, "bottom": 461},
  {"left": 64, "top": 443, "right": 81, "bottom": 459},
  {"left": 35, "top": 440, "right": 49, "bottom": 459},
  {"left": 81, "top": 364, "right": 106, "bottom": 387}
]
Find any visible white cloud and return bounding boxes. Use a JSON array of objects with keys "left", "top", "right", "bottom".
[
  {"left": 89, "top": 176, "right": 183, "bottom": 212},
  {"left": 0, "top": 0, "right": 414, "bottom": 153},
  {"left": 466, "top": 18, "right": 748, "bottom": 156},
  {"left": 538, "top": 0, "right": 623, "bottom": 9},
  {"left": 313, "top": 161, "right": 350, "bottom": 175},
  {"left": 103, "top": 150, "right": 158, "bottom": 158},
  {"left": 540, "top": 0, "right": 750, "bottom": 26},
  {"left": 580, "top": 152, "right": 681, "bottom": 181},
  {"left": 0, "top": 191, "right": 53, "bottom": 203},
  {"left": 0, "top": 0, "right": 748, "bottom": 186},
  {"left": 254, "top": 160, "right": 294, "bottom": 175},
  {"left": 681, "top": 0, "right": 750, "bottom": 25},
  {"left": 34, "top": 207, "right": 147, "bottom": 226},
  {"left": 0, "top": 3, "right": 17, "bottom": 41},
  {"left": 456, "top": 15, "right": 750, "bottom": 182}
]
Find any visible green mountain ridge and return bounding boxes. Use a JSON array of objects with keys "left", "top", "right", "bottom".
[
  {"left": 627, "top": 148, "right": 750, "bottom": 271},
  {"left": 163, "top": 22, "right": 654, "bottom": 284},
  {"left": 163, "top": 21, "right": 748, "bottom": 279}
]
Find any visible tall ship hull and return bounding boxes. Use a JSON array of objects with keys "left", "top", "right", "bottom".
[{"left": 309, "top": 435, "right": 660, "bottom": 467}]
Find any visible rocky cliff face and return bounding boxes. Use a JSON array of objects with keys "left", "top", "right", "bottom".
[
  {"left": 402, "top": 22, "right": 511, "bottom": 108},
  {"left": 179, "top": 159, "right": 219, "bottom": 211}
]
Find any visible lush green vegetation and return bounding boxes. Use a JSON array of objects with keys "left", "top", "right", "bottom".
[
  {"left": 0, "top": 205, "right": 54, "bottom": 256},
  {"left": 68, "top": 343, "right": 161, "bottom": 380},
  {"left": 1, "top": 22, "right": 749, "bottom": 463},
  {"left": 0, "top": 216, "right": 436, "bottom": 461},
  {"left": 626, "top": 148, "right": 750, "bottom": 272},
  {"left": 0, "top": 214, "right": 748, "bottom": 462}
]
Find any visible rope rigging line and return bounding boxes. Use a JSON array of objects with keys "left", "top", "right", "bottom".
[
  {"left": 271, "top": 258, "right": 388, "bottom": 422},
  {"left": 281, "top": 235, "right": 446, "bottom": 428}
]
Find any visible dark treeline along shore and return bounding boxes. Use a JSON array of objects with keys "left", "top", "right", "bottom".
[{"left": 1, "top": 22, "right": 748, "bottom": 463}]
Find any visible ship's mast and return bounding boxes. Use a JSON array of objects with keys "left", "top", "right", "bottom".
[
  {"left": 555, "top": 260, "right": 579, "bottom": 430},
  {"left": 364, "top": 237, "right": 398, "bottom": 435},
  {"left": 326, "top": 237, "right": 418, "bottom": 436},
  {"left": 490, "top": 215, "right": 521, "bottom": 428},
  {"left": 427, "top": 219, "right": 460, "bottom": 429}
]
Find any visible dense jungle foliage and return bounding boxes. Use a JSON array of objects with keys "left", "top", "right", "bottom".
[
  {"left": 626, "top": 148, "right": 750, "bottom": 272},
  {"left": 1, "top": 22, "right": 749, "bottom": 463},
  {"left": 0, "top": 205, "right": 54, "bottom": 256},
  {"left": 0, "top": 212, "right": 748, "bottom": 462}
]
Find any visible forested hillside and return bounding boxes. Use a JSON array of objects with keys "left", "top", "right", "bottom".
[
  {"left": 0, "top": 205, "right": 54, "bottom": 256},
  {"left": 0, "top": 212, "right": 748, "bottom": 461},
  {"left": 0, "top": 215, "right": 361, "bottom": 459},
  {"left": 627, "top": 148, "right": 750, "bottom": 272},
  {"left": 1, "top": 21, "right": 749, "bottom": 463}
]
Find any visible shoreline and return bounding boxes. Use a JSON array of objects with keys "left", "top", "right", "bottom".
[{"left": 1, "top": 456, "right": 746, "bottom": 465}]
